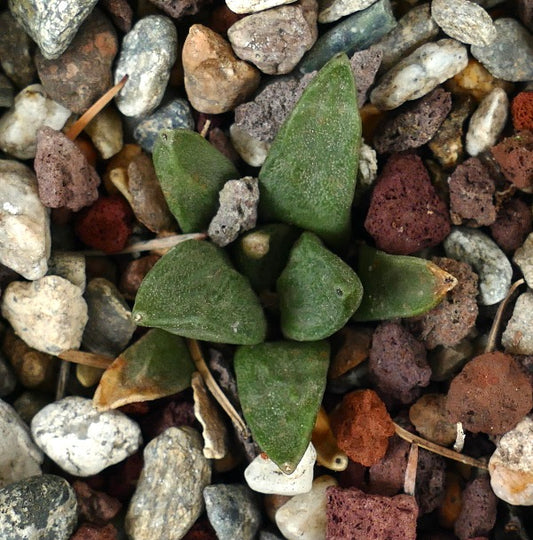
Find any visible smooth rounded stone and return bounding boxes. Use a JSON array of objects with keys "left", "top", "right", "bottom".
[
  {"left": 0, "top": 11, "right": 36, "bottom": 89},
  {"left": 31, "top": 396, "right": 142, "bottom": 476},
  {"left": 35, "top": 9, "right": 118, "bottom": 114},
  {"left": 319, "top": 0, "right": 379, "bottom": 23},
  {"left": 443, "top": 227, "right": 512, "bottom": 306},
  {"left": 126, "top": 427, "right": 211, "bottom": 540},
  {"left": 245, "top": 443, "right": 316, "bottom": 495},
  {"left": 471, "top": 18, "right": 533, "bottom": 82},
  {"left": 431, "top": 0, "right": 496, "bottom": 46},
  {"left": 183, "top": 24, "right": 260, "bottom": 114},
  {"left": 8, "top": 0, "right": 98, "bottom": 59},
  {"left": 230, "top": 124, "right": 271, "bottom": 166},
  {"left": 133, "top": 99, "right": 194, "bottom": 153},
  {"left": 0, "top": 160, "right": 50, "bottom": 280},
  {"left": 2, "top": 276, "right": 88, "bottom": 355},
  {"left": 114, "top": 15, "right": 177, "bottom": 117},
  {"left": 275, "top": 475, "right": 337, "bottom": 540},
  {"left": 502, "top": 291, "right": 533, "bottom": 355},
  {"left": 0, "top": 84, "right": 70, "bottom": 159},
  {"left": 47, "top": 251, "right": 86, "bottom": 292},
  {"left": 226, "top": 0, "right": 296, "bottom": 13},
  {"left": 299, "top": 0, "right": 397, "bottom": 73},
  {"left": 370, "top": 3, "right": 439, "bottom": 72},
  {"left": 228, "top": 0, "right": 318, "bottom": 75},
  {"left": 0, "top": 74, "right": 14, "bottom": 109},
  {"left": 0, "top": 399, "right": 43, "bottom": 488},
  {"left": 84, "top": 106, "right": 123, "bottom": 159},
  {"left": 465, "top": 87, "right": 508, "bottom": 156},
  {"left": 0, "top": 356, "right": 16, "bottom": 397},
  {"left": 203, "top": 484, "right": 261, "bottom": 540},
  {"left": 82, "top": 278, "right": 136, "bottom": 356},
  {"left": 370, "top": 39, "right": 468, "bottom": 110},
  {"left": 0, "top": 474, "right": 77, "bottom": 540},
  {"left": 514, "top": 232, "right": 533, "bottom": 288},
  {"left": 409, "top": 394, "right": 457, "bottom": 446},
  {"left": 489, "top": 416, "right": 533, "bottom": 505}
]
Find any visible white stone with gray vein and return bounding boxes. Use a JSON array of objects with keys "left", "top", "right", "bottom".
[{"left": 502, "top": 291, "right": 533, "bottom": 355}]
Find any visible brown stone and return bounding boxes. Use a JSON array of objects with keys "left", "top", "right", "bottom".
[
  {"left": 119, "top": 254, "right": 161, "bottom": 301},
  {"left": 70, "top": 523, "right": 118, "bottom": 540},
  {"left": 330, "top": 389, "right": 395, "bottom": 467},
  {"left": 408, "top": 394, "right": 457, "bottom": 446},
  {"left": 182, "top": 24, "right": 260, "bottom": 114},
  {"left": 368, "top": 436, "right": 409, "bottom": 496},
  {"left": 490, "top": 131, "right": 533, "bottom": 191},
  {"left": 511, "top": 91, "right": 533, "bottom": 131},
  {"left": 148, "top": 0, "right": 212, "bottom": 19},
  {"left": 350, "top": 48, "right": 383, "bottom": 107},
  {"left": 99, "top": 0, "right": 133, "bottom": 32},
  {"left": 490, "top": 197, "right": 532, "bottom": 253},
  {"left": 73, "top": 480, "right": 122, "bottom": 525},
  {"left": 328, "top": 326, "right": 372, "bottom": 379}
]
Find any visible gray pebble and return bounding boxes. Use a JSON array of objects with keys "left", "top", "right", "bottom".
[
  {"left": 8, "top": 0, "right": 99, "bottom": 59},
  {"left": 114, "top": 15, "right": 177, "bottom": 117},
  {"left": 370, "top": 38, "right": 468, "bottom": 110},
  {"left": 465, "top": 87, "right": 508, "bottom": 157},
  {"left": 133, "top": 99, "right": 194, "bottom": 153},
  {"left": 0, "top": 399, "right": 43, "bottom": 488},
  {"left": 204, "top": 484, "right": 262, "bottom": 540},
  {"left": 350, "top": 47, "right": 383, "bottom": 106},
  {"left": 208, "top": 177, "right": 260, "bottom": 247},
  {"left": 319, "top": 0, "right": 380, "bottom": 23},
  {"left": 471, "top": 18, "right": 533, "bottom": 81},
  {"left": 0, "top": 474, "right": 77, "bottom": 540},
  {"left": 82, "top": 278, "right": 136, "bottom": 356},
  {"left": 126, "top": 427, "right": 211, "bottom": 540},
  {"left": 47, "top": 251, "right": 86, "bottom": 292},
  {"left": 13, "top": 391, "right": 51, "bottom": 425},
  {"left": 444, "top": 227, "right": 512, "bottom": 305},
  {"left": 31, "top": 396, "right": 142, "bottom": 476},
  {"left": 502, "top": 291, "right": 533, "bottom": 355},
  {"left": 0, "top": 74, "right": 14, "bottom": 109},
  {"left": 431, "top": 0, "right": 497, "bottom": 46},
  {"left": 0, "top": 355, "right": 16, "bottom": 397},
  {"left": 514, "top": 232, "right": 533, "bottom": 288}
]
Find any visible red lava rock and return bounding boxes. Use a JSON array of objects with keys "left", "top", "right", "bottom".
[
  {"left": 490, "top": 131, "right": 533, "bottom": 191},
  {"left": 99, "top": 0, "right": 133, "bottom": 33},
  {"left": 119, "top": 254, "right": 161, "bottom": 300},
  {"left": 337, "top": 459, "right": 368, "bottom": 490},
  {"left": 75, "top": 195, "right": 133, "bottom": 254},
  {"left": 490, "top": 197, "right": 533, "bottom": 253},
  {"left": 70, "top": 523, "right": 118, "bottom": 540},
  {"left": 369, "top": 322, "right": 431, "bottom": 404},
  {"left": 34, "top": 127, "right": 101, "bottom": 212},
  {"left": 208, "top": 127, "right": 241, "bottom": 164},
  {"left": 140, "top": 397, "right": 197, "bottom": 441},
  {"left": 147, "top": 0, "right": 212, "bottom": 19},
  {"left": 73, "top": 480, "right": 122, "bottom": 525},
  {"left": 368, "top": 436, "right": 410, "bottom": 496},
  {"left": 446, "top": 352, "right": 533, "bottom": 435},
  {"left": 207, "top": 4, "right": 244, "bottom": 36},
  {"left": 448, "top": 157, "right": 496, "bottom": 227},
  {"left": 350, "top": 48, "right": 383, "bottom": 107},
  {"left": 330, "top": 389, "right": 395, "bottom": 467},
  {"left": 182, "top": 518, "right": 218, "bottom": 540},
  {"left": 511, "top": 91, "right": 533, "bottom": 130},
  {"left": 454, "top": 476, "right": 497, "bottom": 540},
  {"left": 416, "top": 448, "right": 446, "bottom": 515},
  {"left": 326, "top": 486, "right": 418, "bottom": 540},
  {"left": 408, "top": 257, "right": 478, "bottom": 349},
  {"left": 106, "top": 452, "right": 143, "bottom": 502},
  {"left": 364, "top": 153, "right": 451, "bottom": 255},
  {"left": 373, "top": 88, "right": 452, "bottom": 154}
]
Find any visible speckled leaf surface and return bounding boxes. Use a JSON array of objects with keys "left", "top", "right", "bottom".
[
  {"left": 132, "top": 240, "right": 267, "bottom": 344},
  {"left": 258, "top": 54, "right": 361, "bottom": 249},
  {"left": 152, "top": 129, "right": 239, "bottom": 233},
  {"left": 234, "top": 340, "right": 330, "bottom": 473}
]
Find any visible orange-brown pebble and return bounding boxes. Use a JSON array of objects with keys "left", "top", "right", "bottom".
[
  {"left": 511, "top": 91, "right": 533, "bottom": 130},
  {"left": 439, "top": 472, "right": 464, "bottom": 529},
  {"left": 74, "top": 136, "right": 99, "bottom": 168},
  {"left": 328, "top": 326, "right": 372, "bottom": 379}
]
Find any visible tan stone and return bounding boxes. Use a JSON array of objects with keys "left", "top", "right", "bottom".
[{"left": 182, "top": 24, "right": 260, "bottom": 114}]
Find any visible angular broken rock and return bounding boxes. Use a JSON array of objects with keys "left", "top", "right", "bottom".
[
  {"left": 502, "top": 291, "right": 533, "bottom": 355},
  {"left": 225, "top": 0, "right": 296, "bottom": 13}
]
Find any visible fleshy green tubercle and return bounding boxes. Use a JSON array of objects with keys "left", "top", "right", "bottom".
[
  {"left": 277, "top": 232, "right": 363, "bottom": 340},
  {"left": 152, "top": 129, "right": 239, "bottom": 233},
  {"left": 258, "top": 54, "right": 361, "bottom": 249},
  {"left": 132, "top": 240, "right": 267, "bottom": 344},
  {"left": 234, "top": 340, "right": 330, "bottom": 473}
]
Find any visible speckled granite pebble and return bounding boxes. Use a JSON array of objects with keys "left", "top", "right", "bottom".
[
  {"left": 226, "top": 0, "right": 295, "bottom": 13},
  {"left": 0, "top": 474, "right": 77, "bottom": 540},
  {"left": 47, "top": 252, "right": 86, "bottom": 291},
  {"left": 444, "top": 227, "right": 512, "bottom": 305},
  {"left": 502, "top": 291, "right": 533, "bottom": 355},
  {"left": 31, "top": 396, "right": 142, "bottom": 476},
  {"left": 319, "top": 0, "right": 379, "bottom": 23},
  {"left": 114, "top": 16, "right": 177, "bottom": 117}
]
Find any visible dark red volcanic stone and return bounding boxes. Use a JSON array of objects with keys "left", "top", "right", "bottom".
[
  {"left": 511, "top": 91, "right": 533, "bottom": 131},
  {"left": 490, "top": 197, "right": 532, "bottom": 253},
  {"left": 490, "top": 131, "right": 533, "bottom": 191}
]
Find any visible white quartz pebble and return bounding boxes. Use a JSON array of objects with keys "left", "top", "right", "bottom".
[
  {"left": 226, "top": 0, "right": 296, "bottom": 14},
  {"left": 230, "top": 124, "right": 271, "bottom": 167},
  {"left": 502, "top": 291, "right": 533, "bottom": 355},
  {"left": 319, "top": 0, "right": 379, "bottom": 23},
  {"left": 514, "top": 232, "right": 533, "bottom": 289}
]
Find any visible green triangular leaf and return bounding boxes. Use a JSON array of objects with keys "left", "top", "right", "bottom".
[
  {"left": 277, "top": 232, "right": 363, "bottom": 340},
  {"left": 234, "top": 340, "right": 330, "bottom": 473},
  {"left": 132, "top": 240, "right": 267, "bottom": 345},
  {"left": 153, "top": 129, "right": 239, "bottom": 233},
  {"left": 353, "top": 245, "right": 458, "bottom": 321},
  {"left": 258, "top": 54, "right": 361, "bottom": 249}
]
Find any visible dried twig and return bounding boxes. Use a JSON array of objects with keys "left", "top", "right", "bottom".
[
  {"left": 394, "top": 422, "right": 488, "bottom": 470},
  {"left": 55, "top": 361, "right": 70, "bottom": 401},
  {"left": 404, "top": 444, "right": 418, "bottom": 496},
  {"left": 200, "top": 119, "right": 211, "bottom": 138},
  {"left": 58, "top": 350, "right": 114, "bottom": 369}
]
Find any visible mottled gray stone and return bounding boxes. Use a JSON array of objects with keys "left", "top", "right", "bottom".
[
  {"left": 82, "top": 278, "right": 136, "bottom": 356},
  {"left": 0, "top": 356, "right": 16, "bottom": 397},
  {"left": 114, "top": 15, "right": 177, "bottom": 117},
  {"left": 319, "top": 0, "right": 379, "bottom": 23},
  {"left": 133, "top": 98, "right": 194, "bottom": 153},
  {"left": 0, "top": 160, "right": 50, "bottom": 280},
  {"left": 8, "top": 0, "right": 99, "bottom": 59},
  {"left": 299, "top": 0, "right": 397, "bottom": 73},
  {"left": 350, "top": 47, "right": 382, "bottom": 106},
  {"left": 514, "top": 232, "right": 533, "bottom": 288},
  {"left": 432, "top": 0, "right": 496, "bottom": 46},
  {"left": 471, "top": 18, "right": 533, "bottom": 81},
  {"left": 228, "top": 0, "right": 318, "bottom": 75},
  {"left": 0, "top": 399, "right": 43, "bottom": 488},
  {"left": 204, "top": 484, "right": 261, "bottom": 540},
  {"left": 126, "top": 427, "right": 211, "bottom": 540},
  {"left": 443, "top": 227, "right": 512, "bottom": 305},
  {"left": 226, "top": 0, "right": 295, "bottom": 13},
  {"left": 0, "top": 74, "right": 14, "bottom": 109},
  {"left": 370, "top": 39, "right": 468, "bottom": 110},
  {"left": 31, "top": 396, "right": 142, "bottom": 476},
  {"left": 13, "top": 391, "right": 51, "bottom": 425},
  {"left": 502, "top": 291, "right": 533, "bottom": 355},
  {"left": 46, "top": 251, "right": 86, "bottom": 292}
]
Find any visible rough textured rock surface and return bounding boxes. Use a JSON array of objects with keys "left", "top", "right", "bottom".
[
  {"left": 490, "top": 198, "right": 532, "bottom": 253},
  {"left": 514, "top": 232, "right": 533, "bottom": 288},
  {"left": 490, "top": 131, "right": 533, "bottom": 191},
  {"left": 511, "top": 91, "right": 533, "bottom": 130},
  {"left": 226, "top": 0, "right": 295, "bottom": 13},
  {"left": 349, "top": 48, "right": 383, "bottom": 107},
  {"left": 502, "top": 291, "right": 533, "bottom": 355},
  {"left": 410, "top": 394, "right": 457, "bottom": 446},
  {"left": 147, "top": 0, "right": 212, "bottom": 18},
  {"left": 319, "top": 0, "right": 380, "bottom": 23},
  {"left": 73, "top": 480, "right": 122, "bottom": 525}
]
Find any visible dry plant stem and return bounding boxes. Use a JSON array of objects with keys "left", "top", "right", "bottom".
[
  {"left": 200, "top": 119, "right": 211, "bottom": 138},
  {"left": 403, "top": 443, "right": 418, "bottom": 496},
  {"left": 394, "top": 422, "right": 488, "bottom": 470},
  {"left": 58, "top": 350, "right": 114, "bottom": 369},
  {"left": 187, "top": 339, "right": 251, "bottom": 439},
  {"left": 485, "top": 278, "right": 526, "bottom": 353},
  {"left": 55, "top": 361, "right": 70, "bottom": 401},
  {"left": 65, "top": 75, "right": 129, "bottom": 141}
]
